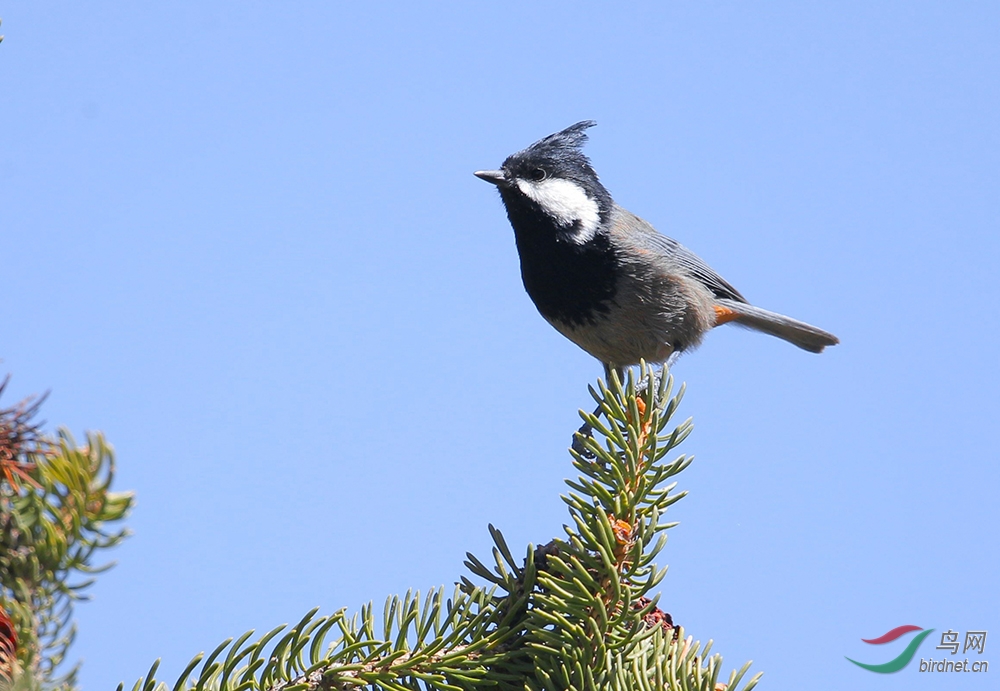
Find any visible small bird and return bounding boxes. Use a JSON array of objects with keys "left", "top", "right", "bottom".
[{"left": 474, "top": 121, "right": 838, "bottom": 383}]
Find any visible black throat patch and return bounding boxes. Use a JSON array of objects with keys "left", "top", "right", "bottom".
[{"left": 501, "top": 191, "right": 618, "bottom": 327}]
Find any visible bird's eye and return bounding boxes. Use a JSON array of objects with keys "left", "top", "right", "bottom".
[{"left": 530, "top": 168, "right": 547, "bottom": 182}]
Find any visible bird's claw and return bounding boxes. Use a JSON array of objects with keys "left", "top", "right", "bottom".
[{"left": 572, "top": 420, "right": 596, "bottom": 459}]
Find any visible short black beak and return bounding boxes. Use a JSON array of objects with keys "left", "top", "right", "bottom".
[{"left": 474, "top": 169, "right": 509, "bottom": 187}]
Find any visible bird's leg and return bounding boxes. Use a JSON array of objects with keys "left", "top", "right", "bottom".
[
  {"left": 638, "top": 358, "right": 672, "bottom": 396},
  {"left": 632, "top": 354, "right": 675, "bottom": 404}
]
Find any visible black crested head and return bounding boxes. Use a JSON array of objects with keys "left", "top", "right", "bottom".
[
  {"left": 505, "top": 120, "right": 595, "bottom": 172},
  {"left": 497, "top": 121, "right": 613, "bottom": 210}
]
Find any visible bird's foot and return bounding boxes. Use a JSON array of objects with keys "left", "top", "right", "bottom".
[
  {"left": 635, "top": 364, "right": 667, "bottom": 397},
  {"left": 571, "top": 419, "right": 596, "bottom": 459}
]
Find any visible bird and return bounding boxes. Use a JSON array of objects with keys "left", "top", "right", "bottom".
[{"left": 474, "top": 120, "right": 838, "bottom": 385}]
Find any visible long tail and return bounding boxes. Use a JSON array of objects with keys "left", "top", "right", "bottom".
[{"left": 715, "top": 298, "right": 839, "bottom": 353}]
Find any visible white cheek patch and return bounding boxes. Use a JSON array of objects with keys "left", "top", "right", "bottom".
[{"left": 516, "top": 177, "right": 601, "bottom": 244}]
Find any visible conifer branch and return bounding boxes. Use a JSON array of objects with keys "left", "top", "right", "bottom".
[
  {"left": 1, "top": 378, "right": 134, "bottom": 691},
  {"left": 122, "top": 362, "right": 760, "bottom": 691}
]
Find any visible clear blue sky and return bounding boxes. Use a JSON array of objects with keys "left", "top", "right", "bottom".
[{"left": 3, "top": 2, "right": 998, "bottom": 689}]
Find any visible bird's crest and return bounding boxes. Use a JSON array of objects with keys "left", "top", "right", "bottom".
[
  {"left": 524, "top": 120, "right": 596, "bottom": 158},
  {"left": 503, "top": 121, "right": 601, "bottom": 183}
]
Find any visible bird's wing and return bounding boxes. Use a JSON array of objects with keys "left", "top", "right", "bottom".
[
  {"left": 646, "top": 233, "right": 747, "bottom": 302},
  {"left": 611, "top": 205, "right": 748, "bottom": 303}
]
